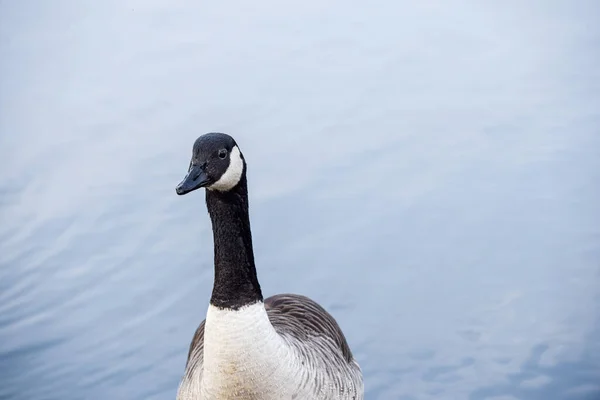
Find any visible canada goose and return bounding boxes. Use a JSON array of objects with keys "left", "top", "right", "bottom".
[{"left": 174, "top": 132, "right": 363, "bottom": 400}]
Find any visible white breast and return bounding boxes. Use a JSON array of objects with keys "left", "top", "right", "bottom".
[
  {"left": 200, "top": 303, "right": 301, "bottom": 399},
  {"left": 177, "top": 302, "right": 363, "bottom": 400}
]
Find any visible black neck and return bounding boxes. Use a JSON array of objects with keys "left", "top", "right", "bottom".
[{"left": 205, "top": 176, "right": 263, "bottom": 310}]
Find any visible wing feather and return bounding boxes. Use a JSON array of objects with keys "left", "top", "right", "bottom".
[{"left": 264, "top": 293, "right": 354, "bottom": 363}]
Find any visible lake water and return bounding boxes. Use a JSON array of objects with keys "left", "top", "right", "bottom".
[{"left": 1, "top": 1, "right": 599, "bottom": 399}]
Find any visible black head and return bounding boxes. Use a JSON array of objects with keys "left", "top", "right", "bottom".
[{"left": 176, "top": 132, "right": 246, "bottom": 195}]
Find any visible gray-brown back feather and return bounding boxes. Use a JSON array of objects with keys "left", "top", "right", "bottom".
[
  {"left": 264, "top": 293, "right": 354, "bottom": 363},
  {"left": 184, "top": 319, "right": 205, "bottom": 373}
]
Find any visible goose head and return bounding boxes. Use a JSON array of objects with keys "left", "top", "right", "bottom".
[{"left": 176, "top": 132, "right": 246, "bottom": 195}]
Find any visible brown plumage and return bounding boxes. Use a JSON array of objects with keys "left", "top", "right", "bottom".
[{"left": 264, "top": 294, "right": 354, "bottom": 363}]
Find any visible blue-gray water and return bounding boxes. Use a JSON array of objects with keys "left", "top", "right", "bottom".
[{"left": 1, "top": 1, "right": 599, "bottom": 399}]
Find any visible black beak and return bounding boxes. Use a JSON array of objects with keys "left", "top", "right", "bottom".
[{"left": 176, "top": 164, "right": 211, "bottom": 195}]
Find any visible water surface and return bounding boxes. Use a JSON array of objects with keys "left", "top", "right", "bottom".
[{"left": 1, "top": 1, "right": 599, "bottom": 399}]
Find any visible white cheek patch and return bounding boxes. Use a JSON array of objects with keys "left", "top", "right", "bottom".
[{"left": 209, "top": 145, "right": 244, "bottom": 191}]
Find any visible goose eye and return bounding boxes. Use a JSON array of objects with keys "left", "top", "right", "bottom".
[{"left": 218, "top": 149, "right": 228, "bottom": 159}]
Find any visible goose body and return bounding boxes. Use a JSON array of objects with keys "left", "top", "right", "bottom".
[{"left": 175, "top": 133, "right": 363, "bottom": 400}]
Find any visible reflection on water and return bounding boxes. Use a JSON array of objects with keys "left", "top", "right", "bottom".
[{"left": 1, "top": 1, "right": 599, "bottom": 399}]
